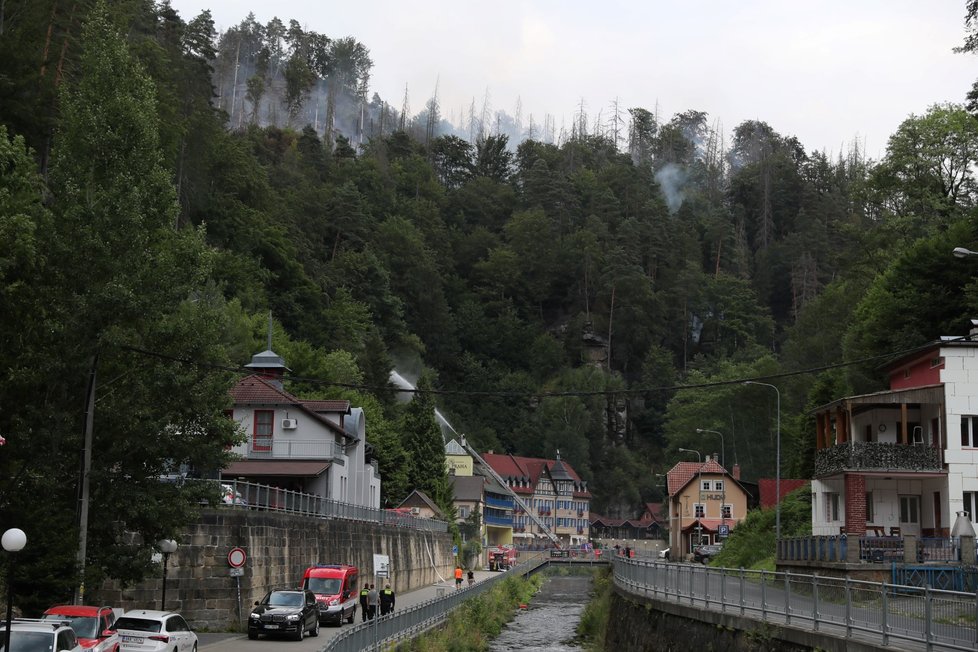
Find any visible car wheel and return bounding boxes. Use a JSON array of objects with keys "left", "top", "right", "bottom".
[
  {"left": 346, "top": 607, "right": 355, "bottom": 624},
  {"left": 292, "top": 623, "right": 304, "bottom": 641},
  {"left": 310, "top": 619, "right": 319, "bottom": 637},
  {"left": 248, "top": 631, "right": 258, "bottom": 640}
]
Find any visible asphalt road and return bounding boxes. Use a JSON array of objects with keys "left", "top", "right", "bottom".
[{"left": 198, "top": 569, "right": 500, "bottom": 652}]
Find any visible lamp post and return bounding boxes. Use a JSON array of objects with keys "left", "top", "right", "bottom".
[
  {"left": 157, "top": 539, "right": 177, "bottom": 611},
  {"left": 952, "top": 247, "right": 978, "bottom": 258},
  {"left": 744, "top": 380, "right": 782, "bottom": 543},
  {"left": 3, "top": 528, "right": 27, "bottom": 652},
  {"left": 679, "top": 448, "right": 703, "bottom": 551},
  {"left": 695, "top": 428, "right": 725, "bottom": 469}
]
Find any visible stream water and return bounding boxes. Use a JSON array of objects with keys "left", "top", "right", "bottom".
[{"left": 489, "top": 574, "right": 593, "bottom": 651}]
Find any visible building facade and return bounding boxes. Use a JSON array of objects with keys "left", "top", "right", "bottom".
[
  {"left": 667, "top": 456, "right": 749, "bottom": 555},
  {"left": 810, "top": 322, "right": 978, "bottom": 537}
]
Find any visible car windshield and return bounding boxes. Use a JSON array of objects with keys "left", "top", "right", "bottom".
[
  {"left": 112, "top": 617, "right": 162, "bottom": 633},
  {"left": 0, "top": 630, "right": 54, "bottom": 652},
  {"left": 42, "top": 615, "right": 98, "bottom": 638},
  {"left": 306, "top": 578, "right": 341, "bottom": 595},
  {"left": 268, "top": 592, "right": 303, "bottom": 607}
]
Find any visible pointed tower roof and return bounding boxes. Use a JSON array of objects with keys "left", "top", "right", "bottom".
[{"left": 549, "top": 450, "right": 574, "bottom": 481}]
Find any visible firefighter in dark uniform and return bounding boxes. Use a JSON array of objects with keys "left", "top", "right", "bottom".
[
  {"left": 380, "top": 583, "right": 396, "bottom": 616},
  {"left": 359, "top": 583, "right": 370, "bottom": 622}
]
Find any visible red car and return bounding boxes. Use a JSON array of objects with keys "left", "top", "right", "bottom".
[{"left": 43, "top": 605, "right": 121, "bottom": 652}]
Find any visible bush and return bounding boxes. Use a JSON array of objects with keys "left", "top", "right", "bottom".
[
  {"left": 575, "top": 567, "right": 612, "bottom": 649},
  {"left": 711, "top": 484, "right": 811, "bottom": 570}
]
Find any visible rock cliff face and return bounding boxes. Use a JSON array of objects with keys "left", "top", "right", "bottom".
[
  {"left": 92, "top": 509, "right": 454, "bottom": 629},
  {"left": 604, "top": 590, "right": 874, "bottom": 652}
]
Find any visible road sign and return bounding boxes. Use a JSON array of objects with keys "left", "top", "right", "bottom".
[
  {"left": 227, "top": 547, "right": 247, "bottom": 568},
  {"left": 452, "top": 545, "right": 458, "bottom": 556},
  {"left": 229, "top": 567, "right": 244, "bottom": 577},
  {"left": 373, "top": 553, "right": 390, "bottom": 578},
  {"left": 718, "top": 524, "right": 730, "bottom": 538}
]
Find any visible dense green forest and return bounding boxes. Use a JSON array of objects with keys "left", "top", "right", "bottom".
[{"left": 3, "top": 0, "right": 978, "bottom": 605}]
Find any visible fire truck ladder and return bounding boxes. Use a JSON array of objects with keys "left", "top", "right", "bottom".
[{"left": 462, "top": 439, "right": 562, "bottom": 548}]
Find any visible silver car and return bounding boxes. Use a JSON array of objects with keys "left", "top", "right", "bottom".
[{"left": 112, "top": 611, "right": 197, "bottom": 652}]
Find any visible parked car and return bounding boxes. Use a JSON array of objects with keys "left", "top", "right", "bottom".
[
  {"left": 0, "top": 618, "right": 84, "bottom": 652},
  {"left": 301, "top": 564, "right": 359, "bottom": 625},
  {"left": 112, "top": 610, "right": 197, "bottom": 652},
  {"left": 693, "top": 544, "right": 723, "bottom": 564},
  {"left": 43, "top": 605, "right": 122, "bottom": 652},
  {"left": 657, "top": 547, "right": 670, "bottom": 560},
  {"left": 248, "top": 589, "right": 320, "bottom": 640}
]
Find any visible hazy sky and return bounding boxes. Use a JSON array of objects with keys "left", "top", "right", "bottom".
[{"left": 168, "top": 0, "right": 976, "bottom": 158}]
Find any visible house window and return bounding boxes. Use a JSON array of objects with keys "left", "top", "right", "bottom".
[
  {"left": 899, "top": 495, "right": 920, "bottom": 524},
  {"left": 721, "top": 504, "right": 732, "bottom": 519},
  {"left": 865, "top": 492, "right": 874, "bottom": 524},
  {"left": 694, "top": 503, "right": 705, "bottom": 518},
  {"left": 714, "top": 480, "right": 724, "bottom": 491},
  {"left": 964, "top": 492, "right": 978, "bottom": 522},
  {"left": 825, "top": 492, "right": 840, "bottom": 522},
  {"left": 253, "top": 409, "right": 274, "bottom": 451},
  {"left": 701, "top": 480, "right": 711, "bottom": 491},
  {"left": 962, "top": 416, "right": 978, "bottom": 447},
  {"left": 458, "top": 506, "right": 469, "bottom": 519},
  {"left": 931, "top": 356, "right": 944, "bottom": 368}
]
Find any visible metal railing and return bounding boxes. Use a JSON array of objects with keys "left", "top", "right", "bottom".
[
  {"left": 321, "top": 556, "right": 551, "bottom": 651},
  {"left": 246, "top": 437, "right": 339, "bottom": 460},
  {"left": 198, "top": 479, "right": 448, "bottom": 532},
  {"left": 614, "top": 557, "right": 978, "bottom": 651},
  {"left": 781, "top": 535, "right": 964, "bottom": 564}
]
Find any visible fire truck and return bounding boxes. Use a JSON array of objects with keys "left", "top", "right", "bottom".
[{"left": 486, "top": 546, "right": 518, "bottom": 571}]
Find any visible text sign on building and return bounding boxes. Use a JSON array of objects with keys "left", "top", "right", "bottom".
[
  {"left": 373, "top": 553, "right": 390, "bottom": 578},
  {"left": 227, "top": 547, "right": 247, "bottom": 568},
  {"left": 446, "top": 455, "right": 473, "bottom": 476}
]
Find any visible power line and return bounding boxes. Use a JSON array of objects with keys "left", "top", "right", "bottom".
[{"left": 118, "top": 335, "right": 969, "bottom": 400}]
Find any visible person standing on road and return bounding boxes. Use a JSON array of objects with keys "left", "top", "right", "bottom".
[
  {"left": 367, "top": 583, "right": 379, "bottom": 620},
  {"left": 359, "top": 583, "right": 369, "bottom": 622},
  {"left": 466, "top": 569, "right": 474, "bottom": 587},
  {"left": 380, "top": 583, "right": 395, "bottom": 616},
  {"left": 454, "top": 565, "right": 463, "bottom": 589}
]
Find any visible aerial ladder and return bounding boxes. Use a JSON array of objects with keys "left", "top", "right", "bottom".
[{"left": 460, "top": 437, "right": 562, "bottom": 548}]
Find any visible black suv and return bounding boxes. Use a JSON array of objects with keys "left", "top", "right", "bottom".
[
  {"left": 248, "top": 589, "right": 320, "bottom": 641},
  {"left": 693, "top": 544, "right": 723, "bottom": 564}
]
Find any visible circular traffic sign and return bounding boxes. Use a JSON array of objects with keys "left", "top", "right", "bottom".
[{"left": 227, "top": 547, "right": 247, "bottom": 568}]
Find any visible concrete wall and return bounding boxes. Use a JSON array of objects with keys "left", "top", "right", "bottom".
[
  {"left": 606, "top": 588, "right": 890, "bottom": 652},
  {"left": 91, "top": 509, "right": 454, "bottom": 630}
]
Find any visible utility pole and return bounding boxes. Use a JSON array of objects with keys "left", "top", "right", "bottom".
[{"left": 74, "top": 349, "right": 99, "bottom": 604}]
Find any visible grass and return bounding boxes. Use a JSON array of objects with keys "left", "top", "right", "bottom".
[
  {"left": 574, "top": 567, "right": 612, "bottom": 650},
  {"left": 394, "top": 573, "right": 544, "bottom": 652}
]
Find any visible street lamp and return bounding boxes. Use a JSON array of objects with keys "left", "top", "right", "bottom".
[
  {"left": 744, "top": 380, "right": 782, "bottom": 543},
  {"left": 157, "top": 539, "right": 177, "bottom": 611},
  {"left": 952, "top": 247, "right": 978, "bottom": 258},
  {"left": 678, "top": 448, "right": 703, "bottom": 550},
  {"left": 695, "top": 428, "right": 725, "bottom": 469},
  {"left": 3, "top": 528, "right": 27, "bottom": 652}
]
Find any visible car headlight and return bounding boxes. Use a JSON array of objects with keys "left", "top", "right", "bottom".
[
  {"left": 286, "top": 614, "right": 300, "bottom": 621},
  {"left": 328, "top": 599, "right": 339, "bottom": 606},
  {"left": 249, "top": 613, "right": 260, "bottom": 619}
]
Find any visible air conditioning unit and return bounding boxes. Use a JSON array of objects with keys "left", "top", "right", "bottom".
[
  {"left": 282, "top": 418, "right": 298, "bottom": 430},
  {"left": 410, "top": 507, "right": 421, "bottom": 516}
]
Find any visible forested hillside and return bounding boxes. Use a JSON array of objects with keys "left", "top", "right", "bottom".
[{"left": 3, "top": 0, "right": 978, "bottom": 602}]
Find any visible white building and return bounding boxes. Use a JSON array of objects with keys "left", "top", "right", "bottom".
[
  {"left": 810, "top": 321, "right": 978, "bottom": 538},
  {"left": 222, "top": 347, "right": 380, "bottom": 507}
]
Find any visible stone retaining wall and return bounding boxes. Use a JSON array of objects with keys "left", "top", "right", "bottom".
[{"left": 91, "top": 509, "right": 454, "bottom": 630}]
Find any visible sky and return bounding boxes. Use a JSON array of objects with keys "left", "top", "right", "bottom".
[{"left": 167, "top": 0, "right": 977, "bottom": 158}]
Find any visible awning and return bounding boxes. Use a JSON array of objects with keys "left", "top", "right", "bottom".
[
  {"left": 681, "top": 518, "right": 731, "bottom": 533},
  {"left": 512, "top": 532, "right": 534, "bottom": 538},
  {"left": 812, "top": 384, "right": 944, "bottom": 414},
  {"left": 221, "top": 460, "right": 330, "bottom": 477}
]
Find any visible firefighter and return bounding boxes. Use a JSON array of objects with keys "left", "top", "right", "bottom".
[{"left": 380, "top": 583, "right": 396, "bottom": 616}]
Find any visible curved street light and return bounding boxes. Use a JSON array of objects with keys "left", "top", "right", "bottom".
[
  {"left": 3, "top": 528, "right": 27, "bottom": 652},
  {"left": 695, "top": 428, "right": 725, "bottom": 469},
  {"left": 744, "top": 381, "right": 782, "bottom": 543},
  {"left": 952, "top": 247, "right": 978, "bottom": 258}
]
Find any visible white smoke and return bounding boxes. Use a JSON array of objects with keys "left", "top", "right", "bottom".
[{"left": 655, "top": 163, "right": 686, "bottom": 214}]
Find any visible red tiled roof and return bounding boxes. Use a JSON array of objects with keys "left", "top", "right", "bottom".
[
  {"left": 482, "top": 452, "right": 591, "bottom": 497},
  {"left": 666, "top": 458, "right": 728, "bottom": 495},
  {"left": 758, "top": 479, "right": 809, "bottom": 508},
  {"left": 222, "top": 460, "right": 330, "bottom": 477},
  {"left": 230, "top": 375, "right": 347, "bottom": 435},
  {"left": 680, "top": 518, "right": 731, "bottom": 533},
  {"left": 301, "top": 399, "right": 351, "bottom": 413}
]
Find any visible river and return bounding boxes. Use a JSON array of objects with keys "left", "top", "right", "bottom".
[{"left": 489, "top": 574, "right": 592, "bottom": 651}]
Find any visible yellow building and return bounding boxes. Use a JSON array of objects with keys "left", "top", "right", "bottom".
[{"left": 666, "top": 455, "right": 748, "bottom": 556}]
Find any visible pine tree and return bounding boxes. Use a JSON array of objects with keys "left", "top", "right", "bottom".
[{"left": 401, "top": 374, "right": 452, "bottom": 511}]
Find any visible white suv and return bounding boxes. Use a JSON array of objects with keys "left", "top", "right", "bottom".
[
  {"left": 111, "top": 611, "right": 197, "bottom": 652},
  {"left": 0, "top": 618, "right": 84, "bottom": 652}
]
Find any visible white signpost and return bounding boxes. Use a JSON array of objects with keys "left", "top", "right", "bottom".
[
  {"left": 227, "top": 547, "right": 247, "bottom": 622},
  {"left": 373, "top": 553, "right": 390, "bottom": 579}
]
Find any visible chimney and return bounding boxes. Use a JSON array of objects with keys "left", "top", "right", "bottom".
[{"left": 732, "top": 463, "right": 741, "bottom": 481}]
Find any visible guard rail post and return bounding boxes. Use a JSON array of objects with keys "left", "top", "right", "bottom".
[
  {"left": 924, "top": 584, "right": 933, "bottom": 651},
  {"left": 720, "top": 566, "right": 726, "bottom": 614},
  {"left": 812, "top": 573, "right": 819, "bottom": 632},
  {"left": 844, "top": 577, "right": 852, "bottom": 639},
  {"left": 760, "top": 570, "right": 766, "bottom": 620},
  {"left": 784, "top": 570, "right": 790, "bottom": 624},
  {"left": 880, "top": 580, "right": 888, "bottom": 646},
  {"left": 739, "top": 567, "right": 745, "bottom": 616},
  {"left": 689, "top": 564, "right": 694, "bottom": 605}
]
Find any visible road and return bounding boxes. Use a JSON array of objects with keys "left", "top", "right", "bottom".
[{"left": 198, "top": 569, "right": 500, "bottom": 652}]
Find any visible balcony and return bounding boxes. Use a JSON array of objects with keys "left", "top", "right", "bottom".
[
  {"left": 248, "top": 437, "right": 339, "bottom": 460},
  {"left": 484, "top": 512, "right": 513, "bottom": 527},
  {"left": 485, "top": 495, "right": 514, "bottom": 510},
  {"left": 814, "top": 442, "right": 942, "bottom": 477}
]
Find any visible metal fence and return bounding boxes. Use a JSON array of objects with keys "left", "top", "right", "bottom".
[
  {"left": 196, "top": 479, "right": 448, "bottom": 533},
  {"left": 614, "top": 557, "right": 978, "bottom": 652},
  {"left": 321, "top": 557, "right": 551, "bottom": 651}
]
